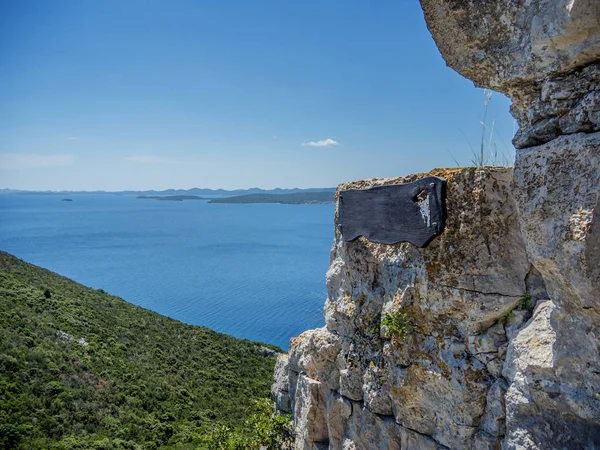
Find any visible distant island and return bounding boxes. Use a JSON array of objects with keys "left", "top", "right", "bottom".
[
  {"left": 61, "top": 198, "right": 73, "bottom": 202},
  {"left": 136, "top": 195, "right": 206, "bottom": 201},
  {"left": 209, "top": 191, "right": 335, "bottom": 205}
]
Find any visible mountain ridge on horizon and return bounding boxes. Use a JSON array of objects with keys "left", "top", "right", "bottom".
[{"left": 0, "top": 186, "right": 337, "bottom": 196}]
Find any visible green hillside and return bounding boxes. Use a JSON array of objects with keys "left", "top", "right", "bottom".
[{"left": 0, "top": 251, "right": 289, "bottom": 449}]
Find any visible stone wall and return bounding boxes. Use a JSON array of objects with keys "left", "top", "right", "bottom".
[{"left": 274, "top": 1, "right": 600, "bottom": 448}]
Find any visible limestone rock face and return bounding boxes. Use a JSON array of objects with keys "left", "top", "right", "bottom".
[
  {"left": 272, "top": 354, "right": 292, "bottom": 414},
  {"left": 514, "top": 132, "right": 600, "bottom": 308},
  {"left": 274, "top": 163, "right": 600, "bottom": 450},
  {"left": 510, "top": 63, "right": 600, "bottom": 148},
  {"left": 274, "top": 168, "right": 539, "bottom": 449},
  {"left": 420, "top": 0, "right": 600, "bottom": 148},
  {"left": 419, "top": 0, "right": 600, "bottom": 89},
  {"left": 504, "top": 132, "right": 600, "bottom": 449},
  {"left": 326, "top": 168, "right": 529, "bottom": 450}
]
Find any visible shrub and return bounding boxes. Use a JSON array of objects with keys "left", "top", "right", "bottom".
[
  {"left": 199, "top": 399, "right": 293, "bottom": 449},
  {"left": 382, "top": 310, "right": 412, "bottom": 342},
  {"left": 497, "top": 309, "right": 515, "bottom": 325},
  {"left": 0, "top": 424, "right": 22, "bottom": 449},
  {"left": 517, "top": 292, "right": 532, "bottom": 310}
]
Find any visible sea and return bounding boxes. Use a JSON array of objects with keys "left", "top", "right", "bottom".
[{"left": 0, "top": 193, "right": 335, "bottom": 350}]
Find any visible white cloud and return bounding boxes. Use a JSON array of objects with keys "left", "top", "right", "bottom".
[
  {"left": 0, "top": 153, "right": 74, "bottom": 170},
  {"left": 124, "top": 155, "right": 181, "bottom": 164},
  {"left": 301, "top": 138, "right": 340, "bottom": 147},
  {"left": 58, "top": 134, "right": 81, "bottom": 141}
]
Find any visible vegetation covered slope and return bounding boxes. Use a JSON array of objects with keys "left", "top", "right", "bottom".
[{"left": 0, "top": 251, "right": 286, "bottom": 449}]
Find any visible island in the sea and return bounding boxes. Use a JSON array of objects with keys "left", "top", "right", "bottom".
[
  {"left": 61, "top": 198, "right": 73, "bottom": 202},
  {"left": 136, "top": 195, "right": 206, "bottom": 201},
  {"left": 209, "top": 191, "right": 335, "bottom": 205}
]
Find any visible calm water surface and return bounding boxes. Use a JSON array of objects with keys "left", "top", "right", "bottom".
[{"left": 0, "top": 194, "right": 334, "bottom": 350}]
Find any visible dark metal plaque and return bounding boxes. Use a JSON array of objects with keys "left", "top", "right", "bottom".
[{"left": 338, "top": 176, "right": 446, "bottom": 247}]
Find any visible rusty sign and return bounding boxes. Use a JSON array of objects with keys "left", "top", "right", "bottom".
[{"left": 337, "top": 176, "right": 446, "bottom": 247}]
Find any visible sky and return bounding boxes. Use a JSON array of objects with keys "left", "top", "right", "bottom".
[{"left": 0, "top": 0, "right": 516, "bottom": 191}]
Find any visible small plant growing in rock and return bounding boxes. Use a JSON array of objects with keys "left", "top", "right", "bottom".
[
  {"left": 498, "top": 292, "right": 533, "bottom": 326},
  {"left": 382, "top": 310, "right": 412, "bottom": 342},
  {"left": 497, "top": 309, "right": 515, "bottom": 325},
  {"left": 517, "top": 292, "right": 532, "bottom": 310},
  {"left": 451, "top": 89, "right": 515, "bottom": 168}
]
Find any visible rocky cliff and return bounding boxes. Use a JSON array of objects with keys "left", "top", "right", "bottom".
[{"left": 273, "top": 1, "right": 600, "bottom": 449}]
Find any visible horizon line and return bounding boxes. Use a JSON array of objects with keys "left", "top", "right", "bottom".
[{"left": 0, "top": 186, "right": 338, "bottom": 194}]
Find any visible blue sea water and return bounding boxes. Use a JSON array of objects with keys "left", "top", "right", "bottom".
[{"left": 0, "top": 194, "right": 334, "bottom": 350}]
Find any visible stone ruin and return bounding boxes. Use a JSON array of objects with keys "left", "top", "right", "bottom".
[{"left": 273, "top": 1, "right": 600, "bottom": 449}]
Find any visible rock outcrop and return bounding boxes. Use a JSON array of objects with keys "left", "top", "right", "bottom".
[
  {"left": 274, "top": 1, "right": 600, "bottom": 449},
  {"left": 275, "top": 168, "right": 537, "bottom": 449}
]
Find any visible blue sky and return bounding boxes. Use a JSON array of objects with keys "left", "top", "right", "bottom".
[{"left": 0, "top": 0, "right": 515, "bottom": 191}]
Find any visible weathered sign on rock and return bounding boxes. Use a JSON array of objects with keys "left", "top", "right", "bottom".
[{"left": 337, "top": 176, "right": 446, "bottom": 247}]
